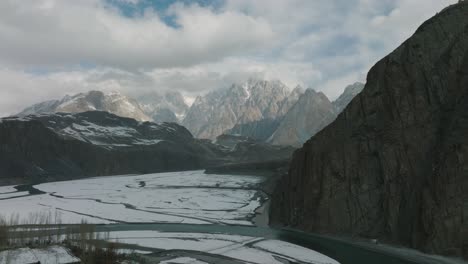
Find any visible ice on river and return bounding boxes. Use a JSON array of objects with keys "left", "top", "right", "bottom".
[
  {"left": 107, "top": 230, "right": 340, "bottom": 264},
  {"left": 0, "top": 170, "right": 265, "bottom": 225}
]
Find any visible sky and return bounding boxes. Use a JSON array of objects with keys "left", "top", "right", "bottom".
[{"left": 0, "top": 0, "right": 458, "bottom": 116}]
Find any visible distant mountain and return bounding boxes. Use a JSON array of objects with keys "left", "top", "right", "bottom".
[
  {"left": 137, "top": 91, "right": 189, "bottom": 123},
  {"left": 271, "top": 2, "right": 468, "bottom": 259},
  {"left": 0, "top": 111, "right": 293, "bottom": 184},
  {"left": 17, "top": 90, "right": 152, "bottom": 122},
  {"left": 332, "top": 82, "right": 364, "bottom": 113},
  {"left": 226, "top": 85, "right": 305, "bottom": 141},
  {"left": 269, "top": 89, "right": 337, "bottom": 147},
  {"left": 182, "top": 79, "right": 298, "bottom": 140}
]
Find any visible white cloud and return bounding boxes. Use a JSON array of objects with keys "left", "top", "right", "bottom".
[
  {"left": 0, "top": 0, "right": 460, "bottom": 116},
  {"left": 0, "top": 0, "right": 273, "bottom": 69}
]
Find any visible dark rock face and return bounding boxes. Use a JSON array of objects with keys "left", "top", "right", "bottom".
[
  {"left": 215, "top": 134, "right": 295, "bottom": 162},
  {"left": 0, "top": 111, "right": 292, "bottom": 185},
  {"left": 271, "top": 3, "right": 468, "bottom": 259}
]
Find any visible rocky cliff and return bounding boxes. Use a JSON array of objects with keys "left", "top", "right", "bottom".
[
  {"left": 269, "top": 89, "right": 337, "bottom": 147},
  {"left": 332, "top": 82, "right": 364, "bottom": 113},
  {"left": 226, "top": 86, "right": 305, "bottom": 141},
  {"left": 182, "top": 79, "right": 295, "bottom": 140},
  {"left": 271, "top": 3, "right": 468, "bottom": 259}
]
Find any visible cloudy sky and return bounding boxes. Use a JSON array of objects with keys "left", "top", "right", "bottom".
[{"left": 0, "top": 0, "right": 457, "bottom": 116}]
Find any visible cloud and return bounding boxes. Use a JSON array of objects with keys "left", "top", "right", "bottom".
[
  {"left": 0, "top": 58, "right": 322, "bottom": 116},
  {"left": 0, "top": 0, "right": 460, "bottom": 116},
  {"left": 0, "top": 0, "right": 273, "bottom": 70}
]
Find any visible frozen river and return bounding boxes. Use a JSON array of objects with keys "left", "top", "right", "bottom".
[
  {"left": 0, "top": 171, "right": 340, "bottom": 264},
  {"left": 0, "top": 171, "right": 463, "bottom": 264}
]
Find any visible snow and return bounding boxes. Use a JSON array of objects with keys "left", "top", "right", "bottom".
[
  {"left": 106, "top": 231, "right": 341, "bottom": 264},
  {"left": 253, "top": 240, "right": 340, "bottom": 264},
  {"left": 0, "top": 171, "right": 265, "bottom": 225},
  {"left": 59, "top": 121, "right": 163, "bottom": 147},
  {"left": 0, "top": 186, "right": 18, "bottom": 194},
  {"left": 0, "top": 246, "right": 80, "bottom": 264},
  {"left": 0, "top": 171, "right": 343, "bottom": 264},
  {"left": 0, "top": 248, "right": 37, "bottom": 264},
  {"left": 0, "top": 191, "right": 29, "bottom": 199},
  {"left": 34, "top": 246, "right": 81, "bottom": 264},
  {"left": 108, "top": 231, "right": 254, "bottom": 244},
  {"left": 161, "top": 257, "right": 208, "bottom": 264},
  {"left": 220, "top": 247, "right": 286, "bottom": 264}
]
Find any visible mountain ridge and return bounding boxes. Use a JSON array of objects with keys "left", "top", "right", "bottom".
[{"left": 270, "top": 3, "right": 468, "bottom": 259}]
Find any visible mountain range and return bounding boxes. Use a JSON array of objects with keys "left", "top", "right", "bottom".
[
  {"left": 17, "top": 90, "right": 190, "bottom": 124},
  {"left": 17, "top": 80, "right": 364, "bottom": 147},
  {"left": 182, "top": 80, "right": 364, "bottom": 146},
  {"left": 0, "top": 111, "right": 294, "bottom": 185}
]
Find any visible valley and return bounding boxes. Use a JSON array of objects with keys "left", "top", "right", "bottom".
[
  {"left": 0, "top": 1, "right": 467, "bottom": 263},
  {"left": 0, "top": 171, "right": 463, "bottom": 264}
]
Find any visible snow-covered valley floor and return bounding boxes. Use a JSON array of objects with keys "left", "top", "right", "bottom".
[{"left": 0, "top": 170, "right": 341, "bottom": 264}]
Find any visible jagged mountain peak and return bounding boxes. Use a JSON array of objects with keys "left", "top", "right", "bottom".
[
  {"left": 17, "top": 90, "right": 152, "bottom": 122},
  {"left": 182, "top": 79, "right": 295, "bottom": 140}
]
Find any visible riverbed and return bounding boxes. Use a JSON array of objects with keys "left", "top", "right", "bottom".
[{"left": 0, "top": 171, "right": 465, "bottom": 264}]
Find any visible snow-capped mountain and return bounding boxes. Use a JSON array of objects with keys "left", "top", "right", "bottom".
[
  {"left": 269, "top": 89, "right": 337, "bottom": 147},
  {"left": 17, "top": 90, "right": 152, "bottom": 122},
  {"left": 137, "top": 91, "right": 189, "bottom": 123},
  {"left": 16, "top": 112, "right": 192, "bottom": 149},
  {"left": 332, "top": 82, "right": 365, "bottom": 113},
  {"left": 182, "top": 79, "right": 298, "bottom": 140}
]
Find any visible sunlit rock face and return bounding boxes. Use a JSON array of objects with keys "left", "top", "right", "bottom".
[
  {"left": 271, "top": 3, "right": 468, "bottom": 259},
  {"left": 17, "top": 90, "right": 152, "bottom": 122},
  {"left": 182, "top": 79, "right": 296, "bottom": 140},
  {"left": 269, "top": 89, "right": 337, "bottom": 147}
]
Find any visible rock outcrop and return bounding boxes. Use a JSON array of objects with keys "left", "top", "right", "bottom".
[
  {"left": 332, "top": 82, "right": 364, "bottom": 113},
  {"left": 269, "top": 89, "right": 337, "bottom": 147},
  {"left": 182, "top": 79, "right": 296, "bottom": 140},
  {"left": 226, "top": 86, "right": 305, "bottom": 142},
  {"left": 271, "top": 3, "right": 468, "bottom": 259}
]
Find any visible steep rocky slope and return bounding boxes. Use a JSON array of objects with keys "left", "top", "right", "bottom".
[
  {"left": 182, "top": 79, "right": 297, "bottom": 140},
  {"left": 227, "top": 86, "right": 305, "bottom": 141},
  {"left": 18, "top": 91, "right": 151, "bottom": 122},
  {"left": 271, "top": 3, "right": 468, "bottom": 259},
  {"left": 269, "top": 89, "right": 337, "bottom": 147},
  {"left": 332, "top": 82, "right": 364, "bottom": 113}
]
